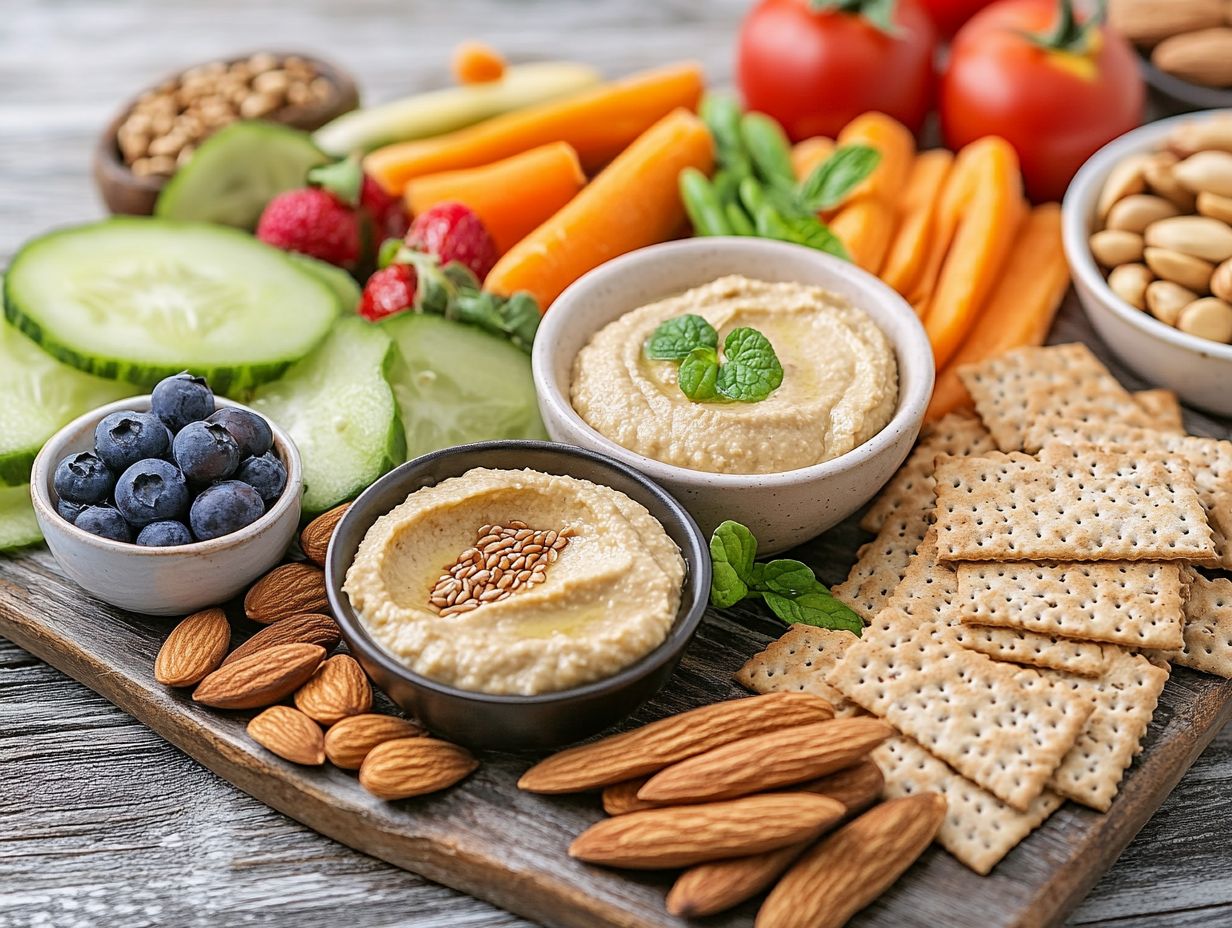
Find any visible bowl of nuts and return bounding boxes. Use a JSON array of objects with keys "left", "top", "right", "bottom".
[
  {"left": 1063, "top": 109, "right": 1232, "bottom": 416},
  {"left": 94, "top": 51, "right": 359, "bottom": 217}
]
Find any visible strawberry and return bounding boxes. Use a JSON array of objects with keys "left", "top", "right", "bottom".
[
  {"left": 256, "top": 188, "right": 361, "bottom": 269},
  {"left": 361, "top": 175, "right": 410, "bottom": 241},
  {"left": 359, "top": 264, "right": 418, "bottom": 322},
  {"left": 407, "top": 202, "right": 499, "bottom": 281}
]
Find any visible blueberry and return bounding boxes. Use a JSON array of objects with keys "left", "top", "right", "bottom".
[
  {"left": 53, "top": 451, "right": 114, "bottom": 504},
  {"left": 206, "top": 407, "right": 273, "bottom": 458},
  {"left": 189, "top": 481, "right": 265, "bottom": 540},
  {"left": 151, "top": 372, "right": 215, "bottom": 432},
  {"left": 136, "top": 520, "right": 194, "bottom": 547},
  {"left": 173, "top": 421, "right": 240, "bottom": 483},
  {"left": 235, "top": 452, "right": 287, "bottom": 506},
  {"left": 114, "top": 458, "right": 190, "bottom": 526},
  {"left": 57, "top": 499, "right": 87, "bottom": 524},
  {"left": 75, "top": 506, "right": 132, "bottom": 543},
  {"left": 94, "top": 411, "right": 171, "bottom": 472}
]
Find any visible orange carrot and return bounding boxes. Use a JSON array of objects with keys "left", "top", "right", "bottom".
[
  {"left": 365, "top": 63, "right": 705, "bottom": 194},
  {"left": 405, "top": 142, "right": 586, "bottom": 254},
  {"left": 485, "top": 109, "right": 714, "bottom": 309},
  {"left": 926, "top": 204, "right": 1067, "bottom": 422},
  {"left": 452, "top": 41, "right": 506, "bottom": 84},
  {"left": 830, "top": 200, "right": 896, "bottom": 273},
  {"left": 791, "top": 137, "right": 836, "bottom": 181},
  {"left": 835, "top": 112, "right": 915, "bottom": 205},
  {"left": 921, "top": 138, "right": 1026, "bottom": 368},
  {"left": 878, "top": 149, "right": 954, "bottom": 296},
  {"left": 906, "top": 142, "right": 987, "bottom": 310}
]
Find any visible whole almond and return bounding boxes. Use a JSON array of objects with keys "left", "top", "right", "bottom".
[
  {"left": 193, "top": 642, "right": 325, "bottom": 709},
  {"left": 568, "top": 793, "right": 845, "bottom": 869},
  {"left": 1174, "top": 150, "right": 1232, "bottom": 197},
  {"left": 1108, "top": 262, "right": 1154, "bottom": 310},
  {"left": 668, "top": 844, "right": 807, "bottom": 918},
  {"left": 637, "top": 718, "right": 894, "bottom": 804},
  {"left": 602, "top": 777, "right": 656, "bottom": 816},
  {"left": 325, "top": 713, "right": 426, "bottom": 769},
  {"left": 222, "top": 612, "right": 340, "bottom": 666},
  {"left": 1144, "top": 215, "right": 1232, "bottom": 263},
  {"left": 755, "top": 793, "right": 947, "bottom": 928},
  {"left": 294, "top": 654, "right": 372, "bottom": 725},
  {"left": 1105, "top": 194, "right": 1179, "bottom": 233},
  {"left": 154, "top": 608, "right": 231, "bottom": 687},
  {"left": 244, "top": 562, "right": 330, "bottom": 624},
  {"left": 300, "top": 502, "right": 351, "bottom": 567},
  {"left": 518, "top": 693, "right": 835, "bottom": 794},
  {"left": 358, "top": 737, "right": 477, "bottom": 799},
  {"left": 1107, "top": 0, "right": 1223, "bottom": 46},
  {"left": 1145, "top": 246, "right": 1215, "bottom": 291},
  {"left": 1152, "top": 28, "right": 1232, "bottom": 89},
  {"left": 248, "top": 705, "right": 325, "bottom": 765}
]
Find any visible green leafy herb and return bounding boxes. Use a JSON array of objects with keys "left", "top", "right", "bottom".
[
  {"left": 799, "top": 144, "right": 882, "bottom": 211},
  {"left": 644, "top": 315, "right": 784, "bottom": 404},
  {"left": 715, "top": 327, "right": 783, "bottom": 402},
  {"left": 645, "top": 313, "right": 718, "bottom": 361},
  {"left": 709, "top": 520, "right": 758, "bottom": 608},
  {"left": 762, "top": 590, "right": 865, "bottom": 633},
  {"left": 679, "top": 346, "right": 721, "bottom": 401},
  {"left": 755, "top": 205, "right": 850, "bottom": 261},
  {"left": 307, "top": 155, "right": 363, "bottom": 206}
]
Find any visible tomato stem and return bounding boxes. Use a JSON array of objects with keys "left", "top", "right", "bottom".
[
  {"left": 1024, "top": 0, "right": 1106, "bottom": 55},
  {"left": 809, "top": 0, "right": 900, "bottom": 36}
]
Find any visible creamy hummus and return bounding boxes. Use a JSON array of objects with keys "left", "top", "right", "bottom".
[
  {"left": 570, "top": 275, "right": 899, "bottom": 474},
  {"left": 343, "top": 467, "right": 685, "bottom": 695}
]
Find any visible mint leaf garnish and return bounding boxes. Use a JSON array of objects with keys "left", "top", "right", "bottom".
[
  {"left": 762, "top": 590, "right": 865, "bottom": 633},
  {"left": 799, "top": 144, "right": 881, "bottom": 211},
  {"left": 716, "top": 327, "right": 784, "bottom": 402},
  {"left": 645, "top": 314, "right": 718, "bottom": 361},
  {"left": 709, "top": 520, "right": 758, "bottom": 608},
  {"left": 679, "top": 346, "right": 720, "bottom": 401}
]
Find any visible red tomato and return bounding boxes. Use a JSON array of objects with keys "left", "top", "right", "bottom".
[
  {"left": 940, "top": 0, "right": 1144, "bottom": 201},
  {"left": 738, "top": 0, "right": 938, "bottom": 141},
  {"left": 918, "top": 0, "right": 996, "bottom": 36}
]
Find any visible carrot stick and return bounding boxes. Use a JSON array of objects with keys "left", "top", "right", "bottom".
[
  {"left": 485, "top": 109, "right": 715, "bottom": 309},
  {"left": 452, "top": 41, "right": 506, "bottom": 85},
  {"left": 926, "top": 204, "right": 1067, "bottom": 422},
  {"left": 791, "top": 137, "right": 836, "bottom": 181},
  {"left": 405, "top": 142, "right": 586, "bottom": 254},
  {"left": 878, "top": 149, "right": 954, "bottom": 296},
  {"left": 830, "top": 200, "right": 896, "bottom": 273},
  {"left": 906, "top": 141, "right": 987, "bottom": 310},
  {"left": 921, "top": 138, "right": 1026, "bottom": 368},
  {"left": 835, "top": 112, "right": 915, "bottom": 205},
  {"left": 365, "top": 63, "right": 705, "bottom": 194}
]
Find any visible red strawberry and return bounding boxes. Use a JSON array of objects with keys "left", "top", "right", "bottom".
[
  {"left": 359, "top": 264, "right": 418, "bottom": 322},
  {"left": 257, "top": 188, "right": 361, "bottom": 269},
  {"left": 407, "top": 202, "right": 498, "bottom": 281},
  {"left": 361, "top": 175, "right": 410, "bottom": 241}
]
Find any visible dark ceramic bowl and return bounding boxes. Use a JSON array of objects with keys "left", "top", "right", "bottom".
[
  {"left": 1140, "top": 54, "right": 1232, "bottom": 116},
  {"left": 325, "top": 441, "right": 711, "bottom": 752}
]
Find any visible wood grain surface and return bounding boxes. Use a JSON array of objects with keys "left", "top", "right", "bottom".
[{"left": 2, "top": 2, "right": 1232, "bottom": 927}]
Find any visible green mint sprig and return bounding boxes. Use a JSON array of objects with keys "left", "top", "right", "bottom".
[{"left": 644, "top": 315, "right": 783, "bottom": 403}]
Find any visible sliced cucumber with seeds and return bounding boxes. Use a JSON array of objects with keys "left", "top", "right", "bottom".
[
  {"left": 4, "top": 218, "right": 341, "bottom": 395},
  {"left": 0, "top": 317, "right": 134, "bottom": 486},
  {"left": 382, "top": 313, "right": 546, "bottom": 460},
  {"left": 0, "top": 484, "right": 42, "bottom": 552},
  {"left": 287, "top": 252, "right": 361, "bottom": 314},
  {"left": 155, "top": 121, "right": 329, "bottom": 229},
  {"left": 251, "top": 317, "right": 405, "bottom": 516}
]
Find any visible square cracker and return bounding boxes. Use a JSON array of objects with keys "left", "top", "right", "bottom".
[
  {"left": 833, "top": 508, "right": 930, "bottom": 621},
  {"left": 933, "top": 450, "right": 1214, "bottom": 563},
  {"left": 1161, "top": 571, "right": 1232, "bottom": 678},
  {"left": 956, "top": 343, "right": 1152, "bottom": 451},
  {"left": 956, "top": 561, "right": 1186, "bottom": 650},
  {"left": 1132, "top": 388, "right": 1185, "bottom": 433},
  {"left": 735, "top": 625, "right": 864, "bottom": 716},
  {"left": 1042, "top": 651, "right": 1170, "bottom": 812},
  {"left": 874, "top": 736, "right": 1064, "bottom": 875},
  {"left": 827, "top": 609, "right": 1094, "bottom": 811}
]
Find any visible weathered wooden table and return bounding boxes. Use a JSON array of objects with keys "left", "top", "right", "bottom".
[{"left": 1, "top": 2, "right": 1230, "bottom": 926}]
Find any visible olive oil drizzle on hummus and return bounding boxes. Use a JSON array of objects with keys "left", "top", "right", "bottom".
[{"left": 429, "top": 521, "right": 574, "bottom": 616}]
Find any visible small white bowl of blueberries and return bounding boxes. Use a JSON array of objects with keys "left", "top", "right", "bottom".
[{"left": 30, "top": 372, "right": 303, "bottom": 616}]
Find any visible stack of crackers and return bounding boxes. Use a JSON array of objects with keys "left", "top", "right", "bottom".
[{"left": 735, "top": 343, "right": 1232, "bottom": 876}]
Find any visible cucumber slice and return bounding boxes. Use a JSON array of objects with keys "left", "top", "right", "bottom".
[
  {"left": 0, "top": 318, "right": 134, "bottom": 486},
  {"left": 0, "top": 484, "right": 42, "bottom": 552},
  {"left": 382, "top": 313, "right": 546, "bottom": 460},
  {"left": 287, "top": 253, "right": 361, "bottom": 313},
  {"left": 4, "top": 218, "right": 341, "bottom": 395},
  {"left": 154, "top": 121, "right": 329, "bottom": 230},
  {"left": 251, "top": 317, "right": 404, "bottom": 515}
]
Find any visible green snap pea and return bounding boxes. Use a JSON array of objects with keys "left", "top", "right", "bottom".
[
  {"left": 740, "top": 112, "right": 796, "bottom": 192},
  {"left": 679, "top": 168, "right": 732, "bottom": 237},
  {"left": 725, "top": 202, "right": 756, "bottom": 236}
]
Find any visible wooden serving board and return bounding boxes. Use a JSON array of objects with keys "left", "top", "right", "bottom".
[{"left": 2, "top": 310, "right": 1231, "bottom": 928}]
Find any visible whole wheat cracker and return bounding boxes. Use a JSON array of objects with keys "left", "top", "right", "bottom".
[
  {"left": 956, "top": 561, "right": 1186, "bottom": 650},
  {"left": 874, "top": 736, "right": 1064, "bottom": 875},
  {"left": 827, "top": 610, "right": 1094, "bottom": 811},
  {"left": 735, "top": 626, "right": 864, "bottom": 716},
  {"left": 833, "top": 507, "right": 931, "bottom": 621},
  {"left": 1131, "top": 388, "right": 1185, "bottom": 433},
  {"left": 1161, "top": 571, "right": 1232, "bottom": 679},
  {"left": 953, "top": 625, "right": 1112, "bottom": 677}
]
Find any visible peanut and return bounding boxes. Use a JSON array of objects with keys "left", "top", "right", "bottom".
[
  {"left": 1174, "top": 151, "right": 1232, "bottom": 197},
  {"left": 1177, "top": 297, "right": 1232, "bottom": 342},
  {"left": 1145, "top": 247, "right": 1215, "bottom": 292},
  {"left": 1146, "top": 280, "right": 1199, "bottom": 326},
  {"left": 1212, "top": 258, "right": 1232, "bottom": 302},
  {"left": 1091, "top": 229, "right": 1145, "bottom": 267},
  {"left": 1106, "top": 194, "right": 1180, "bottom": 233},
  {"left": 1108, "top": 263, "right": 1154, "bottom": 310},
  {"left": 1144, "top": 215, "right": 1232, "bottom": 263},
  {"left": 1097, "top": 154, "right": 1149, "bottom": 219},
  {"left": 1143, "top": 151, "right": 1197, "bottom": 212}
]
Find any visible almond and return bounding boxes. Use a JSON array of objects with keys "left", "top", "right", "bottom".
[
  {"left": 755, "top": 793, "right": 947, "bottom": 928},
  {"left": 601, "top": 777, "right": 656, "bottom": 815},
  {"left": 1108, "top": 0, "right": 1224, "bottom": 46},
  {"left": 518, "top": 693, "right": 835, "bottom": 794},
  {"left": 637, "top": 718, "right": 893, "bottom": 804},
  {"left": 222, "top": 612, "right": 341, "bottom": 666},
  {"left": 300, "top": 502, "right": 351, "bottom": 567},
  {"left": 358, "top": 737, "right": 477, "bottom": 799},
  {"left": 324, "top": 713, "right": 426, "bottom": 769},
  {"left": 154, "top": 608, "right": 231, "bottom": 687},
  {"left": 193, "top": 642, "right": 325, "bottom": 709},
  {"left": 1152, "top": 28, "right": 1232, "bottom": 90},
  {"left": 248, "top": 705, "right": 325, "bottom": 765},
  {"left": 569, "top": 793, "right": 845, "bottom": 869},
  {"left": 293, "top": 654, "right": 372, "bottom": 725},
  {"left": 244, "top": 562, "right": 330, "bottom": 624},
  {"left": 668, "top": 844, "right": 807, "bottom": 918}
]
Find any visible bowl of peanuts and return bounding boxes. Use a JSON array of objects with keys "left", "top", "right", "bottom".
[
  {"left": 93, "top": 50, "right": 359, "bottom": 217},
  {"left": 1063, "top": 109, "right": 1232, "bottom": 416}
]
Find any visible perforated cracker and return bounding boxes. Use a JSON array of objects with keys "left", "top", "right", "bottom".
[
  {"left": 874, "top": 736, "right": 1064, "bottom": 875},
  {"left": 1042, "top": 651, "right": 1169, "bottom": 812},
  {"left": 954, "top": 625, "right": 1111, "bottom": 677},
  {"left": 956, "top": 343, "right": 1151, "bottom": 451},
  {"left": 1163, "top": 572, "right": 1232, "bottom": 678},
  {"left": 956, "top": 562, "right": 1186, "bottom": 650},
  {"left": 833, "top": 508, "right": 930, "bottom": 621},
  {"left": 827, "top": 610, "right": 1094, "bottom": 810},
  {"left": 1132, "top": 389, "right": 1185, "bottom": 433},
  {"left": 933, "top": 451, "right": 1214, "bottom": 563},
  {"left": 735, "top": 625, "right": 864, "bottom": 716}
]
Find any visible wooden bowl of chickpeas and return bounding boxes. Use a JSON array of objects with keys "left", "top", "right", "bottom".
[{"left": 94, "top": 51, "right": 359, "bottom": 217}]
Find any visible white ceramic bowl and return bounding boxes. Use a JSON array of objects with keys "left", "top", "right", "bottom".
[
  {"left": 31, "top": 395, "right": 303, "bottom": 616},
  {"left": 532, "top": 238, "right": 934, "bottom": 553},
  {"left": 1063, "top": 110, "right": 1232, "bottom": 416}
]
